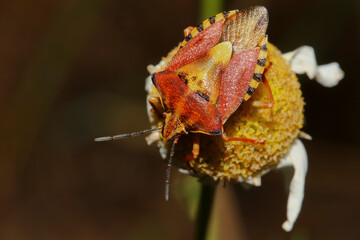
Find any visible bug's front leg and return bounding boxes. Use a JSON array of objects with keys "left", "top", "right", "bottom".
[
  {"left": 192, "top": 134, "right": 200, "bottom": 159},
  {"left": 183, "top": 135, "right": 200, "bottom": 174},
  {"left": 222, "top": 132, "right": 265, "bottom": 145},
  {"left": 262, "top": 62, "right": 275, "bottom": 108},
  {"left": 260, "top": 74, "right": 275, "bottom": 109},
  {"left": 251, "top": 62, "right": 275, "bottom": 111},
  {"left": 184, "top": 134, "right": 200, "bottom": 160}
]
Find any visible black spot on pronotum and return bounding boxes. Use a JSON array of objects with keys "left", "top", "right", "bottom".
[
  {"left": 260, "top": 43, "right": 268, "bottom": 51},
  {"left": 247, "top": 87, "right": 256, "bottom": 95},
  {"left": 257, "top": 58, "right": 266, "bottom": 67},
  {"left": 197, "top": 22, "right": 204, "bottom": 32},
  {"left": 178, "top": 73, "right": 189, "bottom": 85},
  {"left": 253, "top": 73, "right": 262, "bottom": 82},
  {"left": 241, "top": 99, "right": 246, "bottom": 104},
  {"left": 185, "top": 33, "right": 192, "bottom": 42},
  {"left": 196, "top": 90, "right": 210, "bottom": 102},
  {"left": 209, "top": 16, "right": 216, "bottom": 24}
]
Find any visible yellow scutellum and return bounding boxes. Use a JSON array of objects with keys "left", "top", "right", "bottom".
[{"left": 147, "top": 43, "right": 304, "bottom": 182}]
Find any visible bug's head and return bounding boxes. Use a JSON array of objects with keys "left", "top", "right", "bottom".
[{"left": 162, "top": 112, "right": 188, "bottom": 140}]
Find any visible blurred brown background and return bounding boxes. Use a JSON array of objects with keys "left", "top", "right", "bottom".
[{"left": 0, "top": 0, "right": 359, "bottom": 239}]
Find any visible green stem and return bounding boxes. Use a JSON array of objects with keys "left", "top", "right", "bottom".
[
  {"left": 195, "top": 0, "right": 223, "bottom": 239},
  {"left": 199, "top": 0, "right": 223, "bottom": 21},
  {"left": 195, "top": 184, "right": 216, "bottom": 240}
]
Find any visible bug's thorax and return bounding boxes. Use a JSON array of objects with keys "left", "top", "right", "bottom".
[
  {"left": 152, "top": 71, "right": 223, "bottom": 138},
  {"left": 175, "top": 41, "right": 232, "bottom": 104}
]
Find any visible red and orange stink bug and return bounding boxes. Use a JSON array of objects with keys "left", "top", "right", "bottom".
[{"left": 96, "top": 6, "right": 272, "bottom": 200}]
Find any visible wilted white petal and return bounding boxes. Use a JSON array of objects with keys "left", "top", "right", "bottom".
[
  {"left": 315, "top": 62, "right": 344, "bottom": 87},
  {"left": 145, "top": 75, "right": 153, "bottom": 93},
  {"left": 238, "top": 175, "right": 262, "bottom": 186},
  {"left": 236, "top": 139, "right": 307, "bottom": 231},
  {"left": 178, "top": 168, "right": 191, "bottom": 175},
  {"left": 283, "top": 46, "right": 317, "bottom": 79},
  {"left": 279, "top": 139, "right": 308, "bottom": 232},
  {"left": 283, "top": 46, "right": 344, "bottom": 87},
  {"left": 157, "top": 140, "right": 168, "bottom": 159},
  {"left": 146, "top": 131, "right": 161, "bottom": 145}
]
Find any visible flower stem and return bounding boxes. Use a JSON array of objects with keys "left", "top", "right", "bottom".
[
  {"left": 199, "top": 0, "right": 223, "bottom": 21},
  {"left": 195, "top": 0, "right": 222, "bottom": 239},
  {"left": 195, "top": 183, "right": 216, "bottom": 240}
]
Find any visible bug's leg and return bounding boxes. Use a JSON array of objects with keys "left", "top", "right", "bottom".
[
  {"left": 222, "top": 132, "right": 265, "bottom": 145},
  {"left": 184, "top": 135, "right": 200, "bottom": 162},
  {"left": 262, "top": 62, "right": 274, "bottom": 108},
  {"left": 261, "top": 74, "right": 275, "bottom": 109},
  {"left": 251, "top": 78, "right": 274, "bottom": 109},
  {"left": 251, "top": 62, "right": 275, "bottom": 111},
  {"left": 183, "top": 26, "right": 194, "bottom": 37},
  {"left": 192, "top": 134, "right": 200, "bottom": 159},
  {"left": 183, "top": 135, "right": 200, "bottom": 174}
]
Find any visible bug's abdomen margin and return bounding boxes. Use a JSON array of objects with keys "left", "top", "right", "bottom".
[{"left": 243, "top": 36, "right": 268, "bottom": 103}]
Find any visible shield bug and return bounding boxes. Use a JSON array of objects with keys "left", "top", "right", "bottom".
[{"left": 96, "top": 6, "right": 272, "bottom": 200}]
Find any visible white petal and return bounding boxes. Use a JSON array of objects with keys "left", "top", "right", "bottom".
[
  {"left": 283, "top": 46, "right": 344, "bottom": 87},
  {"left": 146, "top": 131, "right": 161, "bottom": 145},
  {"left": 178, "top": 168, "right": 191, "bottom": 175},
  {"left": 283, "top": 46, "right": 317, "bottom": 79},
  {"left": 278, "top": 139, "right": 308, "bottom": 232},
  {"left": 238, "top": 175, "right": 262, "bottom": 186},
  {"left": 315, "top": 62, "right": 345, "bottom": 87},
  {"left": 145, "top": 75, "right": 153, "bottom": 93},
  {"left": 237, "top": 139, "right": 308, "bottom": 231}
]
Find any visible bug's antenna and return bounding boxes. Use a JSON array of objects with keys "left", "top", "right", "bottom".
[
  {"left": 165, "top": 137, "right": 179, "bottom": 201},
  {"left": 94, "top": 126, "right": 162, "bottom": 142}
]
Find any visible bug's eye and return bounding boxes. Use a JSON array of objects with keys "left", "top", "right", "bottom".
[{"left": 151, "top": 73, "right": 157, "bottom": 86}]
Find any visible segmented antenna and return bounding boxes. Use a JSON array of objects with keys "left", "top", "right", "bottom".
[
  {"left": 94, "top": 126, "right": 162, "bottom": 142},
  {"left": 165, "top": 137, "right": 179, "bottom": 201}
]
